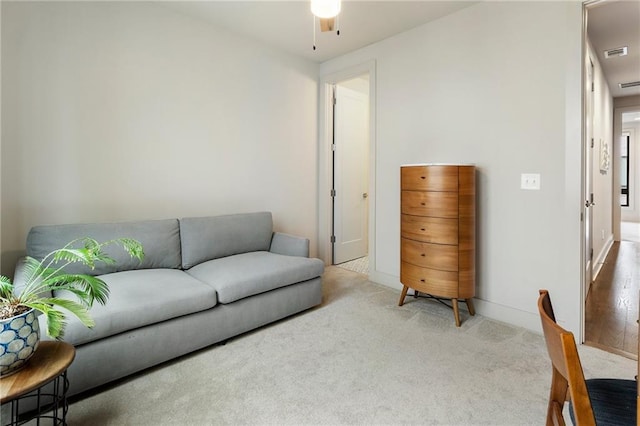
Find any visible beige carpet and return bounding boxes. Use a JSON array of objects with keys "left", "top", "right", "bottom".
[{"left": 63, "top": 267, "right": 635, "bottom": 425}]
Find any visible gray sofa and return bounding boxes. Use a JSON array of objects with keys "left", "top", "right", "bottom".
[{"left": 18, "top": 212, "right": 324, "bottom": 397}]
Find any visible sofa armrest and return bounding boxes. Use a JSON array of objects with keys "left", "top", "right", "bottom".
[
  {"left": 269, "top": 232, "right": 309, "bottom": 257},
  {"left": 12, "top": 257, "right": 53, "bottom": 299}
]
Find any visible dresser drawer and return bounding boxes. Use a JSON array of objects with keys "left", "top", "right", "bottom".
[
  {"left": 401, "top": 191, "right": 458, "bottom": 218},
  {"left": 401, "top": 215, "right": 458, "bottom": 244},
  {"left": 400, "top": 262, "right": 459, "bottom": 298},
  {"left": 401, "top": 238, "right": 458, "bottom": 271},
  {"left": 401, "top": 165, "right": 458, "bottom": 192}
]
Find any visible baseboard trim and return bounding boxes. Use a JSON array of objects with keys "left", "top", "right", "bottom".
[
  {"left": 369, "top": 270, "right": 403, "bottom": 291},
  {"left": 592, "top": 235, "right": 614, "bottom": 281},
  {"left": 369, "top": 269, "right": 542, "bottom": 333},
  {"left": 584, "top": 340, "right": 637, "bottom": 361},
  {"left": 472, "top": 298, "right": 541, "bottom": 333}
]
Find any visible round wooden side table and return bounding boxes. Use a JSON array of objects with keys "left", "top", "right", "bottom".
[{"left": 1, "top": 341, "right": 75, "bottom": 425}]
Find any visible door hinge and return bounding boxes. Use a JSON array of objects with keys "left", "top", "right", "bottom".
[
  {"left": 332, "top": 144, "right": 336, "bottom": 151},
  {"left": 591, "top": 138, "right": 594, "bottom": 148},
  {"left": 330, "top": 189, "right": 336, "bottom": 197},
  {"left": 330, "top": 235, "right": 336, "bottom": 243},
  {"left": 580, "top": 212, "right": 583, "bottom": 222},
  {"left": 590, "top": 248, "right": 594, "bottom": 260},
  {"left": 591, "top": 82, "right": 594, "bottom": 92}
]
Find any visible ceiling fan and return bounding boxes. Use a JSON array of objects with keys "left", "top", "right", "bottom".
[{"left": 311, "top": 0, "right": 341, "bottom": 50}]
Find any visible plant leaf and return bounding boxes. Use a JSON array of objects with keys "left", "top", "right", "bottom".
[
  {"left": 52, "top": 248, "right": 96, "bottom": 268},
  {"left": 24, "top": 301, "right": 65, "bottom": 339},
  {"left": 5, "top": 237, "right": 144, "bottom": 338},
  {"left": 27, "top": 297, "right": 95, "bottom": 339},
  {"left": 44, "top": 297, "right": 95, "bottom": 326},
  {"left": 119, "top": 238, "right": 145, "bottom": 261},
  {"left": 80, "top": 237, "right": 117, "bottom": 265},
  {"left": 46, "top": 274, "right": 110, "bottom": 306},
  {"left": 21, "top": 257, "right": 45, "bottom": 284},
  {"left": 0, "top": 276, "right": 14, "bottom": 300}
]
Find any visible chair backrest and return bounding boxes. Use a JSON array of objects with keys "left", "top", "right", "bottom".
[{"left": 538, "top": 290, "right": 596, "bottom": 426}]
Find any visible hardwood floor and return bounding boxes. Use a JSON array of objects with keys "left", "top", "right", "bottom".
[{"left": 585, "top": 239, "right": 640, "bottom": 358}]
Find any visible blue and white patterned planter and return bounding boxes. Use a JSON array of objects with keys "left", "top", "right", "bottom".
[{"left": 0, "top": 308, "right": 40, "bottom": 377}]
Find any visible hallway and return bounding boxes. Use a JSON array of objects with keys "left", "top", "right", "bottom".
[{"left": 585, "top": 222, "right": 640, "bottom": 358}]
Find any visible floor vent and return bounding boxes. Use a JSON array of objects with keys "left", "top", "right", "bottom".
[{"left": 604, "top": 46, "right": 628, "bottom": 58}]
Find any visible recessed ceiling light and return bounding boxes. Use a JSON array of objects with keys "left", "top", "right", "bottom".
[{"left": 605, "top": 46, "right": 628, "bottom": 58}]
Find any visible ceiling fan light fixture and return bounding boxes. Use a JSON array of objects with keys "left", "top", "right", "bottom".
[{"left": 311, "top": 0, "right": 341, "bottom": 19}]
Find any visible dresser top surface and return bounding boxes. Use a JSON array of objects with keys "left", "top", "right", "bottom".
[{"left": 401, "top": 163, "right": 475, "bottom": 167}]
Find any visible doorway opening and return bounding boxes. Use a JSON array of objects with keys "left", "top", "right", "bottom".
[
  {"left": 582, "top": 0, "right": 640, "bottom": 357},
  {"left": 585, "top": 106, "right": 640, "bottom": 358},
  {"left": 332, "top": 75, "right": 370, "bottom": 273},
  {"left": 318, "top": 61, "right": 376, "bottom": 277},
  {"left": 620, "top": 111, "right": 640, "bottom": 230}
]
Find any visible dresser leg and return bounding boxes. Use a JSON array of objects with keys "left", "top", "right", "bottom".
[
  {"left": 398, "top": 285, "right": 409, "bottom": 306},
  {"left": 452, "top": 298, "right": 461, "bottom": 327},
  {"left": 466, "top": 298, "right": 476, "bottom": 316}
]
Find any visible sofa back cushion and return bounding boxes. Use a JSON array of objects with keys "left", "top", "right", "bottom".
[
  {"left": 180, "top": 212, "right": 273, "bottom": 269},
  {"left": 26, "top": 219, "right": 182, "bottom": 275}
]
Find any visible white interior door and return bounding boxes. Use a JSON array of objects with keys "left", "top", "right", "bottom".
[{"left": 333, "top": 84, "right": 369, "bottom": 264}]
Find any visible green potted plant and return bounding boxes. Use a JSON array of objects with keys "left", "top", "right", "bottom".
[{"left": 0, "top": 237, "right": 144, "bottom": 376}]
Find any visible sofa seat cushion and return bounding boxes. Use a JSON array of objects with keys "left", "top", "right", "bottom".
[
  {"left": 54, "top": 269, "right": 218, "bottom": 346},
  {"left": 186, "top": 251, "right": 324, "bottom": 304}
]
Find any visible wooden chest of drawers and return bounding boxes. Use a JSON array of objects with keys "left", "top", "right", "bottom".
[{"left": 399, "top": 164, "right": 476, "bottom": 326}]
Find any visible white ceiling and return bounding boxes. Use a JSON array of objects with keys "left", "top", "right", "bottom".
[
  {"left": 163, "top": 1, "right": 639, "bottom": 98},
  {"left": 587, "top": 0, "right": 640, "bottom": 98},
  {"left": 162, "top": 1, "right": 477, "bottom": 63}
]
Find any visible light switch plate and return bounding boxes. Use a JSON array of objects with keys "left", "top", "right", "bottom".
[{"left": 521, "top": 173, "right": 541, "bottom": 190}]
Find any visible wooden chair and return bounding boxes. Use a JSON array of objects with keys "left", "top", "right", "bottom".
[{"left": 537, "top": 290, "right": 636, "bottom": 426}]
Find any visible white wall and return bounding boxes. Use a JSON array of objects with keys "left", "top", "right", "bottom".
[
  {"left": 587, "top": 40, "right": 614, "bottom": 275},
  {"left": 320, "top": 1, "right": 584, "bottom": 333},
  {"left": 1, "top": 2, "right": 319, "bottom": 277}
]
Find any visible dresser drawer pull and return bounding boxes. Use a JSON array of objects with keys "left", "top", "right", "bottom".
[
  {"left": 421, "top": 202, "right": 426, "bottom": 206},
  {"left": 420, "top": 279, "right": 426, "bottom": 283},
  {"left": 420, "top": 228, "right": 425, "bottom": 231},
  {"left": 421, "top": 253, "right": 425, "bottom": 257},
  {"left": 421, "top": 176, "right": 426, "bottom": 180}
]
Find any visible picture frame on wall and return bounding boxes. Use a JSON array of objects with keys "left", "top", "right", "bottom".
[{"left": 599, "top": 139, "right": 610, "bottom": 172}]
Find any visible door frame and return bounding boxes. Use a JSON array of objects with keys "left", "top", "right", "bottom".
[
  {"left": 318, "top": 60, "right": 376, "bottom": 272},
  {"left": 579, "top": 1, "right": 592, "bottom": 342}
]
